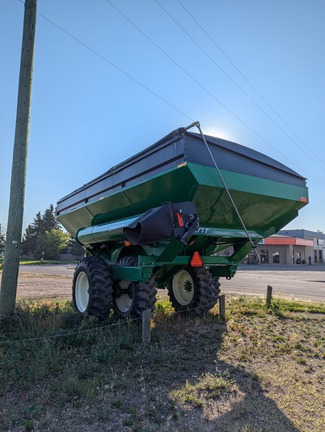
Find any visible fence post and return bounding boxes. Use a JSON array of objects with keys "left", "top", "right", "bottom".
[
  {"left": 142, "top": 308, "right": 151, "bottom": 346},
  {"left": 266, "top": 285, "right": 273, "bottom": 307},
  {"left": 219, "top": 294, "right": 226, "bottom": 320}
]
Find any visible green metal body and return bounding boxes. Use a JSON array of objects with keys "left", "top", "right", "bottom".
[
  {"left": 59, "top": 163, "right": 307, "bottom": 238},
  {"left": 57, "top": 159, "right": 308, "bottom": 284}
]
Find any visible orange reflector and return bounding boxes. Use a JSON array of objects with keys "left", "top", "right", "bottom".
[
  {"left": 300, "top": 197, "right": 307, "bottom": 203},
  {"left": 190, "top": 251, "right": 203, "bottom": 267},
  {"left": 177, "top": 212, "right": 184, "bottom": 227},
  {"left": 124, "top": 240, "right": 131, "bottom": 247}
]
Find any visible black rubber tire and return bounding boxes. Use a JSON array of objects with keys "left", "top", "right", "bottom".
[
  {"left": 113, "top": 256, "right": 157, "bottom": 319},
  {"left": 72, "top": 256, "right": 113, "bottom": 320},
  {"left": 168, "top": 266, "right": 219, "bottom": 315}
]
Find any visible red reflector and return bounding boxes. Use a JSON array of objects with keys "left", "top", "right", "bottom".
[
  {"left": 190, "top": 251, "right": 203, "bottom": 267},
  {"left": 177, "top": 212, "right": 184, "bottom": 227},
  {"left": 300, "top": 197, "right": 307, "bottom": 203}
]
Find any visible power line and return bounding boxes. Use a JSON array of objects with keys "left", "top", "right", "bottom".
[
  {"left": 23, "top": 1, "right": 325, "bottom": 187},
  {"left": 175, "top": 0, "right": 325, "bottom": 169},
  {"left": 104, "top": 0, "right": 233, "bottom": 115},
  {"left": 35, "top": 11, "right": 195, "bottom": 124},
  {"left": 103, "top": 2, "right": 302, "bottom": 170},
  {"left": 104, "top": 0, "right": 325, "bottom": 186},
  {"left": 155, "top": 0, "right": 325, "bottom": 172},
  {"left": 309, "top": 193, "right": 325, "bottom": 206}
]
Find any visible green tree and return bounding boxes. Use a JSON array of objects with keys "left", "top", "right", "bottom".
[
  {"left": 21, "top": 205, "right": 66, "bottom": 257},
  {"left": 42, "top": 204, "right": 60, "bottom": 231},
  {"left": 60, "top": 236, "right": 85, "bottom": 256},
  {"left": 21, "top": 211, "right": 43, "bottom": 255},
  {"left": 69, "top": 237, "right": 85, "bottom": 256},
  {"left": 35, "top": 229, "right": 70, "bottom": 260},
  {"left": 0, "top": 224, "right": 5, "bottom": 255},
  {"left": 21, "top": 223, "right": 36, "bottom": 255}
]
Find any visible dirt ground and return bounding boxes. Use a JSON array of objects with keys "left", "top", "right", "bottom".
[
  {"left": 0, "top": 263, "right": 324, "bottom": 307},
  {"left": 6, "top": 264, "right": 325, "bottom": 303},
  {"left": 3, "top": 271, "right": 73, "bottom": 301}
]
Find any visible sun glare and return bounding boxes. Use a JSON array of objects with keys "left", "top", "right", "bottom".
[{"left": 202, "top": 124, "right": 235, "bottom": 142}]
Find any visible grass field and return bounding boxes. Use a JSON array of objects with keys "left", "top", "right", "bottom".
[
  {"left": 0, "top": 296, "right": 324, "bottom": 431},
  {"left": 0, "top": 258, "right": 77, "bottom": 271}
]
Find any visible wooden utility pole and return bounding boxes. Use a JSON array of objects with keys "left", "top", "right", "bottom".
[{"left": 0, "top": 0, "right": 37, "bottom": 316}]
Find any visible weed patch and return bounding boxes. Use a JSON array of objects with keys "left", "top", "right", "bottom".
[{"left": 0, "top": 296, "right": 324, "bottom": 431}]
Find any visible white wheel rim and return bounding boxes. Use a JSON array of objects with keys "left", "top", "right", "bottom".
[
  {"left": 115, "top": 280, "right": 134, "bottom": 313},
  {"left": 172, "top": 270, "right": 195, "bottom": 306},
  {"left": 75, "top": 271, "right": 90, "bottom": 312}
]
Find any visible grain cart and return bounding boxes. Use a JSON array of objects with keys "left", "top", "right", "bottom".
[{"left": 56, "top": 122, "right": 308, "bottom": 319}]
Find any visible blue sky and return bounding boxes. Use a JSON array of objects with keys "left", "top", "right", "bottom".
[{"left": 1, "top": 0, "right": 324, "bottom": 234}]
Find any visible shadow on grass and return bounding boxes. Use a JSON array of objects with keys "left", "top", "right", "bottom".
[
  {"left": 0, "top": 302, "right": 302, "bottom": 431},
  {"left": 145, "top": 312, "right": 301, "bottom": 432}
]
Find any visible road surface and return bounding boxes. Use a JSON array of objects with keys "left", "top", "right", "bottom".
[
  {"left": 222, "top": 264, "right": 325, "bottom": 302},
  {"left": 0, "top": 264, "right": 323, "bottom": 302}
]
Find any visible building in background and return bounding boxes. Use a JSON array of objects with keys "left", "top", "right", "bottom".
[
  {"left": 278, "top": 229, "right": 325, "bottom": 264},
  {"left": 245, "top": 229, "right": 325, "bottom": 265}
]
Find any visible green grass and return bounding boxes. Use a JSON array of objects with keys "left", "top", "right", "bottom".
[
  {"left": 0, "top": 258, "right": 77, "bottom": 266},
  {"left": 0, "top": 296, "right": 324, "bottom": 431},
  {"left": 0, "top": 258, "right": 77, "bottom": 270},
  {"left": 19, "top": 259, "right": 77, "bottom": 265}
]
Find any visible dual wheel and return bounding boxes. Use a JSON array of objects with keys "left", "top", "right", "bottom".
[
  {"left": 72, "top": 256, "right": 220, "bottom": 320},
  {"left": 168, "top": 266, "right": 220, "bottom": 315},
  {"left": 114, "top": 256, "right": 157, "bottom": 319},
  {"left": 72, "top": 256, "right": 157, "bottom": 320}
]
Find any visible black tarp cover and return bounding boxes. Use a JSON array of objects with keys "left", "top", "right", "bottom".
[{"left": 124, "top": 202, "right": 199, "bottom": 245}]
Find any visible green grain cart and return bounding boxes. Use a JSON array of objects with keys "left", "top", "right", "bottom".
[{"left": 56, "top": 122, "right": 308, "bottom": 319}]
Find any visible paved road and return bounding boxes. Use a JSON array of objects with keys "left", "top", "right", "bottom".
[
  {"left": 16, "top": 263, "right": 325, "bottom": 302},
  {"left": 222, "top": 264, "right": 325, "bottom": 302}
]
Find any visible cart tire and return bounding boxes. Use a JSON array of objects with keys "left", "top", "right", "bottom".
[
  {"left": 114, "top": 256, "right": 157, "bottom": 319},
  {"left": 72, "top": 256, "right": 113, "bottom": 320},
  {"left": 168, "top": 267, "right": 218, "bottom": 315}
]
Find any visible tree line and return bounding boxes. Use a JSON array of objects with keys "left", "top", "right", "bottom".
[
  {"left": 0, "top": 224, "right": 5, "bottom": 256},
  {"left": 20, "top": 204, "right": 84, "bottom": 260}
]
